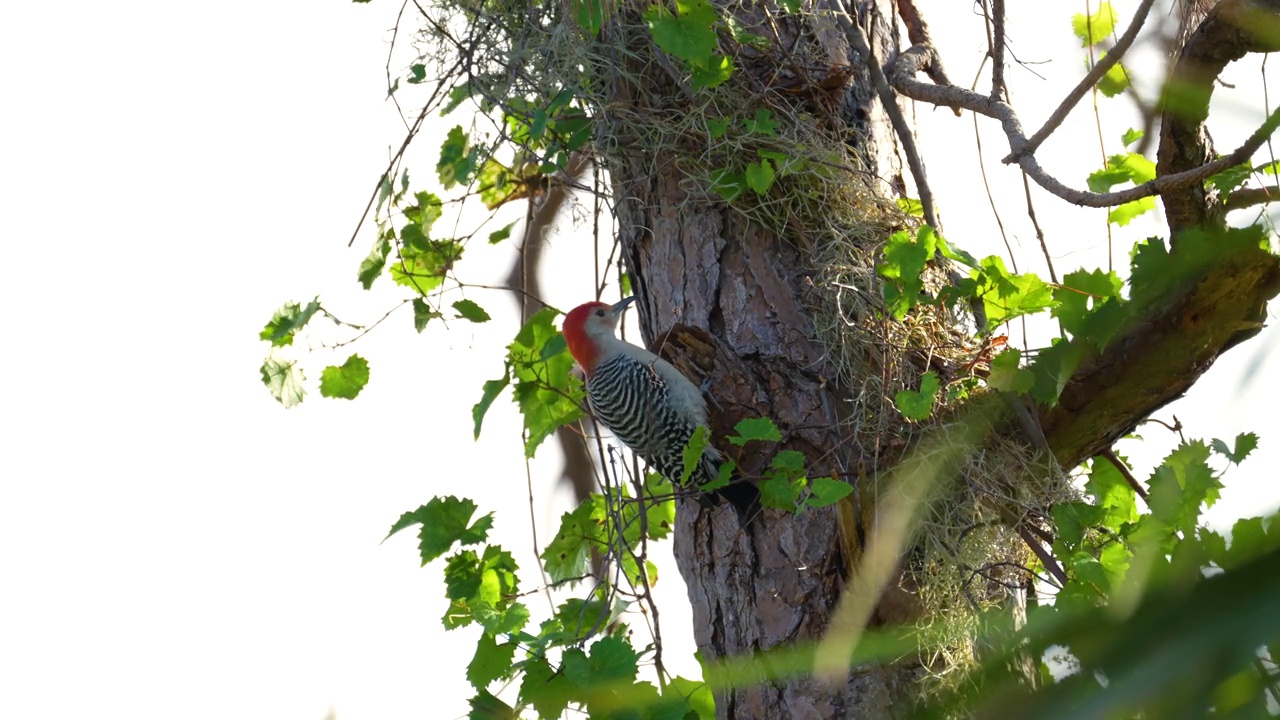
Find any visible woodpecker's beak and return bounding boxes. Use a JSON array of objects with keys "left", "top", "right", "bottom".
[{"left": 611, "top": 297, "right": 637, "bottom": 316}]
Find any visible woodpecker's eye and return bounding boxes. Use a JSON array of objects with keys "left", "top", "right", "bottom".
[{"left": 595, "top": 309, "right": 605, "bottom": 317}]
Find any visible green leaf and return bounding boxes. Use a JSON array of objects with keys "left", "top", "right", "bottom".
[
  {"left": 806, "top": 476, "right": 853, "bottom": 507},
  {"left": 641, "top": 473, "right": 677, "bottom": 539},
  {"left": 759, "top": 474, "right": 804, "bottom": 510},
  {"left": 466, "top": 634, "right": 518, "bottom": 690},
  {"left": 972, "top": 255, "right": 1053, "bottom": 330},
  {"left": 745, "top": 109, "right": 779, "bottom": 137},
  {"left": 1086, "top": 455, "right": 1139, "bottom": 527},
  {"left": 412, "top": 297, "right": 441, "bottom": 332},
  {"left": 1108, "top": 196, "right": 1155, "bottom": 226},
  {"left": 386, "top": 496, "right": 495, "bottom": 565},
  {"left": 681, "top": 426, "right": 712, "bottom": 484},
  {"left": 438, "top": 126, "right": 480, "bottom": 190},
  {"left": 357, "top": 237, "right": 392, "bottom": 289},
  {"left": 935, "top": 233, "right": 979, "bottom": 268},
  {"left": 1052, "top": 268, "right": 1124, "bottom": 339},
  {"left": 260, "top": 299, "right": 321, "bottom": 347},
  {"left": 894, "top": 370, "right": 940, "bottom": 421},
  {"left": 1219, "top": 515, "right": 1279, "bottom": 570},
  {"left": 1211, "top": 432, "right": 1259, "bottom": 464},
  {"left": 778, "top": 0, "right": 801, "bottom": 11},
  {"left": 1088, "top": 152, "right": 1156, "bottom": 192},
  {"left": 542, "top": 495, "right": 607, "bottom": 583},
  {"left": 1207, "top": 162, "right": 1253, "bottom": 198},
  {"left": 488, "top": 222, "right": 517, "bottom": 244},
  {"left": 727, "top": 416, "right": 781, "bottom": 446},
  {"left": 771, "top": 449, "right": 806, "bottom": 475},
  {"left": 668, "top": 676, "right": 715, "bottom": 720},
  {"left": 707, "top": 117, "right": 732, "bottom": 138},
  {"left": 376, "top": 174, "right": 394, "bottom": 213},
  {"left": 744, "top": 158, "right": 775, "bottom": 194},
  {"left": 987, "top": 348, "right": 1034, "bottom": 393},
  {"left": 644, "top": 0, "right": 719, "bottom": 67},
  {"left": 570, "top": 0, "right": 607, "bottom": 35},
  {"left": 408, "top": 63, "right": 426, "bottom": 84},
  {"left": 1029, "top": 338, "right": 1085, "bottom": 406},
  {"left": 708, "top": 168, "right": 746, "bottom": 202},
  {"left": 1095, "top": 55, "right": 1129, "bottom": 97},
  {"left": 896, "top": 197, "right": 924, "bottom": 217},
  {"left": 699, "top": 459, "right": 733, "bottom": 492},
  {"left": 540, "top": 334, "right": 567, "bottom": 360},
  {"left": 510, "top": 308, "right": 583, "bottom": 456},
  {"left": 319, "top": 354, "right": 371, "bottom": 400},
  {"left": 581, "top": 635, "right": 640, "bottom": 687},
  {"left": 477, "top": 159, "right": 519, "bottom": 209},
  {"left": 1129, "top": 226, "right": 1266, "bottom": 310},
  {"left": 452, "top": 299, "right": 492, "bottom": 323},
  {"left": 260, "top": 354, "right": 306, "bottom": 408},
  {"left": 391, "top": 239, "right": 462, "bottom": 295},
  {"left": 442, "top": 545, "right": 523, "bottom": 633},
  {"left": 1076, "top": 298, "right": 1128, "bottom": 349},
  {"left": 725, "top": 15, "right": 770, "bottom": 48},
  {"left": 520, "top": 657, "right": 575, "bottom": 720},
  {"left": 1052, "top": 501, "right": 1106, "bottom": 553},
  {"left": 690, "top": 55, "right": 733, "bottom": 90},
  {"left": 1072, "top": 2, "right": 1117, "bottom": 46},
  {"left": 1147, "top": 441, "right": 1221, "bottom": 531},
  {"left": 552, "top": 598, "right": 610, "bottom": 643},
  {"left": 1122, "top": 127, "right": 1144, "bottom": 146},
  {"left": 878, "top": 227, "right": 937, "bottom": 319},
  {"left": 404, "top": 191, "right": 445, "bottom": 234},
  {"left": 472, "top": 375, "right": 510, "bottom": 440},
  {"left": 467, "top": 690, "right": 515, "bottom": 720}
]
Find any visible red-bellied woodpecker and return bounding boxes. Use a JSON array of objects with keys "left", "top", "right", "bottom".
[{"left": 562, "top": 297, "right": 759, "bottom": 522}]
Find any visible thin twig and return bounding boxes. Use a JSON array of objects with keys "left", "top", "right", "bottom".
[
  {"left": 833, "top": 0, "right": 939, "bottom": 230},
  {"left": 890, "top": 44, "right": 1280, "bottom": 209},
  {"left": 1008, "top": 0, "right": 1159, "bottom": 162},
  {"left": 1018, "top": 525, "right": 1068, "bottom": 587},
  {"left": 1099, "top": 448, "right": 1150, "bottom": 503},
  {"left": 1021, "top": 171, "right": 1057, "bottom": 283},
  {"left": 524, "top": 452, "right": 557, "bottom": 615}
]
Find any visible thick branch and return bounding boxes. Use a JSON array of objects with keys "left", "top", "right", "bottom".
[
  {"left": 1158, "top": 0, "right": 1280, "bottom": 235},
  {"left": 1041, "top": 244, "right": 1280, "bottom": 469}
]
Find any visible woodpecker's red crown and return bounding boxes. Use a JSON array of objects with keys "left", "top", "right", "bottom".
[{"left": 562, "top": 298, "right": 633, "bottom": 374}]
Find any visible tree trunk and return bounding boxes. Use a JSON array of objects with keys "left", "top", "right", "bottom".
[
  {"left": 595, "top": 0, "right": 1280, "bottom": 716},
  {"left": 605, "top": 1, "right": 929, "bottom": 715}
]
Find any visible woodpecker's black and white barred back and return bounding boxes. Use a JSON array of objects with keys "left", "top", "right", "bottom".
[
  {"left": 562, "top": 297, "right": 759, "bottom": 523},
  {"left": 586, "top": 352, "right": 723, "bottom": 493}
]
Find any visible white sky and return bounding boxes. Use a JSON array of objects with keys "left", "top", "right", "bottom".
[{"left": 1, "top": 2, "right": 1276, "bottom": 720}]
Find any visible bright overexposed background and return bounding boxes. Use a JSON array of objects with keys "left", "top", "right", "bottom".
[{"left": 1, "top": 2, "right": 1276, "bottom": 719}]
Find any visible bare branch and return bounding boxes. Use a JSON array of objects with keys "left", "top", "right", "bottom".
[
  {"left": 1007, "top": 0, "right": 1159, "bottom": 163},
  {"left": 890, "top": 44, "right": 1280, "bottom": 210},
  {"left": 1225, "top": 185, "right": 1280, "bottom": 210}
]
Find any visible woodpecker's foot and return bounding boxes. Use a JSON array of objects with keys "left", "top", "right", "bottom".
[{"left": 698, "top": 378, "right": 724, "bottom": 412}]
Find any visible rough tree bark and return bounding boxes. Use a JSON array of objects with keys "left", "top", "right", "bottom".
[
  {"left": 606, "top": 1, "right": 928, "bottom": 716},
  {"left": 593, "top": 0, "right": 1280, "bottom": 717}
]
